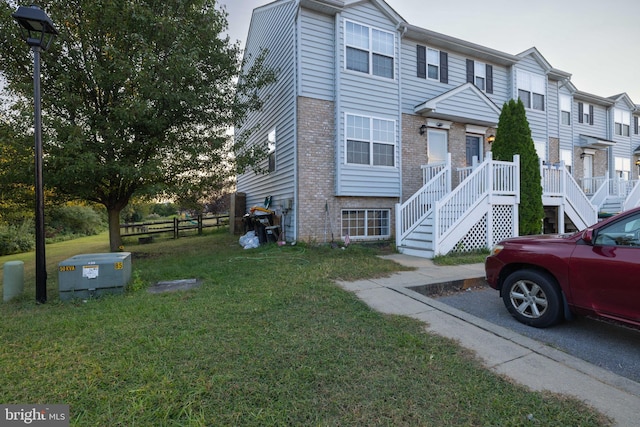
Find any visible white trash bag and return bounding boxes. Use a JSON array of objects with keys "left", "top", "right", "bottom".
[{"left": 239, "top": 231, "right": 259, "bottom": 249}]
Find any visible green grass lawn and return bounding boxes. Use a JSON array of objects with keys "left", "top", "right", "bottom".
[{"left": 0, "top": 230, "right": 609, "bottom": 426}]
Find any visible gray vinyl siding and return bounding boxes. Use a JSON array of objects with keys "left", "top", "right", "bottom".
[
  {"left": 299, "top": 9, "right": 335, "bottom": 101},
  {"left": 400, "top": 39, "right": 509, "bottom": 114},
  {"left": 514, "top": 56, "right": 547, "bottom": 144},
  {"left": 236, "top": 1, "right": 298, "bottom": 211},
  {"left": 611, "top": 100, "right": 633, "bottom": 162},
  {"left": 633, "top": 113, "right": 640, "bottom": 157},
  {"left": 558, "top": 87, "right": 573, "bottom": 153},
  {"left": 573, "top": 102, "right": 608, "bottom": 139},
  {"left": 431, "top": 86, "right": 499, "bottom": 124},
  {"left": 335, "top": 2, "right": 401, "bottom": 197}
]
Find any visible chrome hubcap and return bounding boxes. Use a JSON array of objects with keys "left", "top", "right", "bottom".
[{"left": 509, "top": 280, "right": 548, "bottom": 319}]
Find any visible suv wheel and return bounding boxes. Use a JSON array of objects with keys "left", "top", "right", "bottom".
[{"left": 502, "top": 270, "right": 563, "bottom": 328}]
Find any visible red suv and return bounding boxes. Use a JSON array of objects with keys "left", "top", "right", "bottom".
[{"left": 485, "top": 206, "right": 640, "bottom": 328}]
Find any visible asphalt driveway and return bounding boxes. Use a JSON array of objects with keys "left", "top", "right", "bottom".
[{"left": 434, "top": 285, "right": 640, "bottom": 384}]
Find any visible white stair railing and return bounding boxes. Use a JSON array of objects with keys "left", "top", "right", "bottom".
[
  {"left": 624, "top": 180, "right": 640, "bottom": 210},
  {"left": 433, "top": 153, "right": 519, "bottom": 254},
  {"left": 562, "top": 168, "right": 598, "bottom": 227},
  {"left": 542, "top": 162, "right": 597, "bottom": 228},
  {"left": 396, "top": 154, "right": 451, "bottom": 242},
  {"left": 421, "top": 160, "right": 448, "bottom": 185},
  {"left": 589, "top": 178, "right": 610, "bottom": 211}
]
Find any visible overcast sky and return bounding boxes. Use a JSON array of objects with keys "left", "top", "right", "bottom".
[{"left": 219, "top": 0, "right": 640, "bottom": 103}]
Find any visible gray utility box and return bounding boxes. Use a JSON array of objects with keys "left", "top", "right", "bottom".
[{"left": 58, "top": 252, "right": 132, "bottom": 301}]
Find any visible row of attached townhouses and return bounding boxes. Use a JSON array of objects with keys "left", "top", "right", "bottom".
[{"left": 236, "top": 0, "right": 640, "bottom": 258}]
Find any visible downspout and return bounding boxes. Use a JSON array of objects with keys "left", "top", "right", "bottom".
[
  {"left": 293, "top": 3, "right": 301, "bottom": 241},
  {"left": 397, "top": 23, "right": 407, "bottom": 200},
  {"left": 396, "top": 23, "right": 407, "bottom": 241},
  {"left": 334, "top": 13, "right": 341, "bottom": 196}
]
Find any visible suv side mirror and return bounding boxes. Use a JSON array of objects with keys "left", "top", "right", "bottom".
[{"left": 582, "top": 228, "right": 594, "bottom": 244}]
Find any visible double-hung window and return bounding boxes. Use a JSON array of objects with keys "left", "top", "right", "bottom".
[
  {"left": 578, "top": 102, "right": 594, "bottom": 125},
  {"left": 427, "top": 48, "right": 440, "bottom": 80},
  {"left": 465, "top": 60, "right": 493, "bottom": 93},
  {"left": 417, "top": 46, "right": 448, "bottom": 83},
  {"left": 517, "top": 70, "right": 545, "bottom": 111},
  {"left": 615, "top": 109, "right": 631, "bottom": 137},
  {"left": 346, "top": 21, "right": 394, "bottom": 79},
  {"left": 346, "top": 114, "right": 395, "bottom": 167},
  {"left": 560, "top": 95, "right": 571, "bottom": 126},
  {"left": 615, "top": 157, "right": 631, "bottom": 180}
]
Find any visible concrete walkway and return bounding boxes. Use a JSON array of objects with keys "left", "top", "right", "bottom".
[{"left": 335, "top": 254, "right": 640, "bottom": 427}]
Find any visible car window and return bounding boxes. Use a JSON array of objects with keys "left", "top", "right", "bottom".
[{"left": 594, "top": 213, "right": 640, "bottom": 247}]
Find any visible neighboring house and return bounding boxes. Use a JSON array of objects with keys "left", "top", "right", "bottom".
[{"left": 236, "top": 0, "right": 640, "bottom": 257}]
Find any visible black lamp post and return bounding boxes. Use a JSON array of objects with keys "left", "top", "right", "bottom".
[{"left": 12, "top": 5, "right": 58, "bottom": 304}]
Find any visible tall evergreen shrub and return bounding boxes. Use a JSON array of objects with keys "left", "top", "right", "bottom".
[{"left": 491, "top": 99, "right": 544, "bottom": 235}]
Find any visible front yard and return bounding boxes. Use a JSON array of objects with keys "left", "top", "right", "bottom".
[{"left": 0, "top": 230, "right": 609, "bottom": 426}]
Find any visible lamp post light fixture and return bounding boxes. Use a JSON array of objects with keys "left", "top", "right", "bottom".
[{"left": 12, "top": 5, "right": 58, "bottom": 304}]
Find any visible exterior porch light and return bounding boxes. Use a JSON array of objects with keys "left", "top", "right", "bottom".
[
  {"left": 487, "top": 134, "right": 495, "bottom": 144},
  {"left": 12, "top": 4, "right": 59, "bottom": 304},
  {"left": 635, "top": 159, "right": 640, "bottom": 173},
  {"left": 419, "top": 124, "right": 427, "bottom": 135}
]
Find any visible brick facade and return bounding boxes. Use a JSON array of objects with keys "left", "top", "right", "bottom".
[
  {"left": 548, "top": 137, "right": 560, "bottom": 164},
  {"left": 297, "top": 96, "right": 399, "bottom": 242},
  {"left": 401, "top": 114, "right": 428, "bottom": 200},
  {"left": 297, "top": 96, "right": 335, "bottom": 242}
]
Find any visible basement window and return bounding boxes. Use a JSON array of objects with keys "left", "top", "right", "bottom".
[{"left": 341, "top": 209, "right": 390, "bottom": 239}]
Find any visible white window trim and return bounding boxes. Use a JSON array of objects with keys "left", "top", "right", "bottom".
[
  {"left": 474, "top": 61, "right": 486, "bottom": 91},
  {"left": 344, "top": 113, "right": 397, "bottom": 168},
  {"left": 341, "top": 209, "right": 391, "bottom": 240},
  {"left": 560, "top": 95, "right": 571, "bottom": 125},
  {"left": 517, "top": 70, "right": 545, "bottom": 111},
  {"left": 426, "top": 48, "right": 440, "bottom": 81},
  {"left": 615, "top": 156, "right": 631, "bottom": 180},
  {"left": 344, "top": 19, "right": 395, "bottom": 79},
  {"left": 614, "top": 108, "right": 631, "bottom": 136},
  {"left": 581, "top": 102, "right": 592, "bottom": 124}
]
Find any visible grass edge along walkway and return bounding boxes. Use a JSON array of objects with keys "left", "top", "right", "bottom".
[{"left": 0, "top": 231, "right": 611, "bottom": 426}]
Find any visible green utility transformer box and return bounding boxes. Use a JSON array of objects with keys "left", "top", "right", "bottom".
[{"left": 58, "top": 253, "right": 132, "bottom": 301}]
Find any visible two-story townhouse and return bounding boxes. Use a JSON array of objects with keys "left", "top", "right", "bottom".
[
  {"left": 236, "top": 0, "right": 640, "bottom": 253},
  {"left": 238, "top": 0, "right": 407, "bottom": 243},
  {"left": 570, "top": 91, "right": 615, "bottom": 193},
  {"left": 609, "top": 94, "right": 636, "bottom": 180},
  {"left": 634, "top": 108, "right": 640, "bottom": 178}
]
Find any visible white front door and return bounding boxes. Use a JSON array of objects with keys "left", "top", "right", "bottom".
[{"left": 583, "top": 155, "right": 593, "bottom": 193}]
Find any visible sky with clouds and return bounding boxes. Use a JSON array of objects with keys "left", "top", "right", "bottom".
[{"left": 219, "top": 0, "right": 640, "bottom": 103}]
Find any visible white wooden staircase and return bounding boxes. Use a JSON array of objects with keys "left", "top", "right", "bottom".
[{"left": 396, "top": 153, "right": 520, "bottom": 258}]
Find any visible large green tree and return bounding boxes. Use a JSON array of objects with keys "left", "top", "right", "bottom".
[
  {"left": 0, "top": 0, "right": 275, "bottom": 251},
  {"left": 491, "top": 98, "right": 544, "bottom": 235},
  {"left": 0, "top": 112, "right": 34, "bottom": 224}
]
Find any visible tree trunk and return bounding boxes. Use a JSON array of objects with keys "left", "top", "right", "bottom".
[{"left": 107, "top": 207, "right": 123, "bottom": 252}]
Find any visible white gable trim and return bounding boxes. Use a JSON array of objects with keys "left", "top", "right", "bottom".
[{"left": 413, "top": 82, "right": 501, "bottom": 116}]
